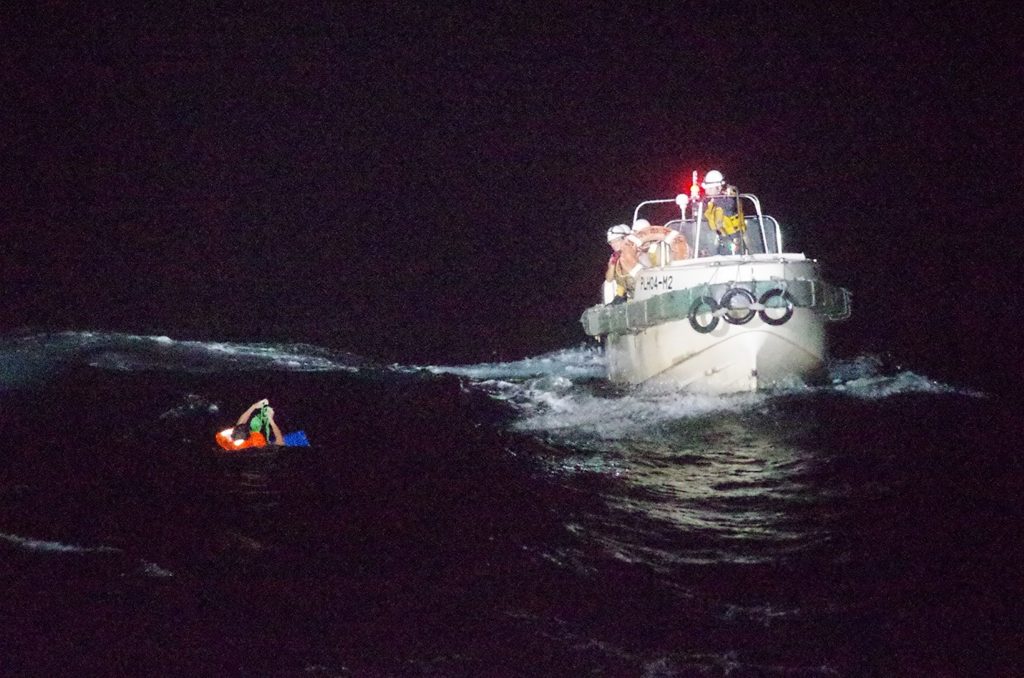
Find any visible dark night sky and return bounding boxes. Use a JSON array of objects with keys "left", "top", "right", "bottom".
[{"left": 2, "top": 4, "right": 1019, "bottom": 387}]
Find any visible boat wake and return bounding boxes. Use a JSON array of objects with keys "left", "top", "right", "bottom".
[{"left": 428, "top": 346, "right": 984, "bottom": 443}]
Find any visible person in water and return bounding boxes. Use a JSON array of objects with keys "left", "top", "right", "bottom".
[
  {"left": 215, "top": 398, "right": 285, "bottom": 450},
  {"left": 702, "top": 169, "right": 748, "bottom": 255}
]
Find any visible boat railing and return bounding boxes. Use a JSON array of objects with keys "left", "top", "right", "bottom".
[
  {"left": 743, "top": 215, "right": 783, "bottom": 255},
  {"left": 660, "top": 214, "right": 782, "bottom": 262},
  {"left": 633, "top": 194, "right": 784, "bottom": 263},
  {"left": 692, "top": 193, "right": 777, "bottom": 257},
  {"left": 632, "top": 198, "right": 686, "bottom": 227}
]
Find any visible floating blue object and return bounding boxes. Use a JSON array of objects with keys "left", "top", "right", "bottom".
[{"left": 282, "top": 430, "right": 310, "bottom": 447}]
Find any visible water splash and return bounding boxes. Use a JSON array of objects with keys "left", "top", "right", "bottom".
[
  {"left": 424, "top": 344, "right": 606, "bottom": 381},
  {"left": 431, "top": 347, "right": 983, "bottom": 444}
]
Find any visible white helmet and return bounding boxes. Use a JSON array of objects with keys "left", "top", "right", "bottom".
[
  {"left": 606, "top": 224, "right": 630, "bottom": 242},
  {"left": 702, "top": 169, "right": 724, "bottom": 188},
  {"left": 632, "top": 218, "right": 651, "bottom": 232}
]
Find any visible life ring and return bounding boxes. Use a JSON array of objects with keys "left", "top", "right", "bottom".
[
  {"left": 720, "top": 288, "right": 757, "bottom": 325},
  {"left": 758, "top": 289, "right": 794, "bottom": 326},
  {"left": 688, "top": 296, "right": 720, "bottom": 334},
  {"left": 627, "top": 226, "right": 690, "bottom": 264}
]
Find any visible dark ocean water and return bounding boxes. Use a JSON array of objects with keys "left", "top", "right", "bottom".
[{"left": 1, "top": 331, "right": 1021, "bottom": 677}]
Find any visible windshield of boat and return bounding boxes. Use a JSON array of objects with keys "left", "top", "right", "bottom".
[
  {"left": 667, "top": 214, "right": 781, "bottom": 257},
  {"left": 636, "top": 195, "right": 782, "bottom": 258}
]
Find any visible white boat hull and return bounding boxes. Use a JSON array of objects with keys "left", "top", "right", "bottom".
[
  {"left": 605, "top": 307, "right": 826, "bottom": 393},
  {"left": 594, "top": 254, "right": 840, "bottom": 393}
]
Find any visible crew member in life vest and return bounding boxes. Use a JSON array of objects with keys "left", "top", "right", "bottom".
[
  {"left": 215, "top": 398, "right": 285, "bottom": 450},
  {"left": 702, "top": 169, "right": 748, "bottom": 255},
  {"left": 604, "top": 224, "right": 632, "bottom": 304}
]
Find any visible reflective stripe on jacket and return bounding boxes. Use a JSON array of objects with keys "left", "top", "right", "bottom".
[{"left": 704, "top": 189, "right": 744, "bottom": 235}]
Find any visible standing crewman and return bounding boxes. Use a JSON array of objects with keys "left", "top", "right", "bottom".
[
  {"left": 604, "top": 224, "right": 632, "bottom": 304},
  {"left": 702, "top": 169, "right": 748, "bottom": 255}
]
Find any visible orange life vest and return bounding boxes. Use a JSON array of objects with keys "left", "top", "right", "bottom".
[
  {"left": 215, "top": 429, "right": 268, "bottom": 451},
  {"left": 622, "top": 226, "right": 690, "bottom": 271}
]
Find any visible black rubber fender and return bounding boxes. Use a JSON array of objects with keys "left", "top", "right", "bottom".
[
  {"left": 758, "top": 289, "right": 794, "bottom": 326},
  {"left": 688, "top": 296, "right": 720, "bottom": 334},
  {"left": 720, "top": 288, "right": 757, "bottom": 325}
]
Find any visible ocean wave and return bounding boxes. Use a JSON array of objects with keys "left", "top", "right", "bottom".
[
  {"left": 829, "top": 369, "right": 986, "bottom": 399},
  {"left": 85, "top": 334, "right": 366, "bottom": 373},
  {"left": 1, "top": 531, "right": 175, "bottom": 578},
  {"left": 646, "top": 653, "right": 841, "bottom": 677},
  {"left": 140, "top": 560, "right": 175, "bottom": 578},
  {"left": 158, "top": 394, "right": 220, "bottom": 420},
  {"left": 0, "top": 331, "right": 370, "bottom": 386},
  {"left": 0, "top": 531, "right": 122, "bottom": 554}
]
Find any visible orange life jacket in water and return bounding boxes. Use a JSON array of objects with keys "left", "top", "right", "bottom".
[{"left": 215, "top": 429, "right": 268, "bottom": 451}]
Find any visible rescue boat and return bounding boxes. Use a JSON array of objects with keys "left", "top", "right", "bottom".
[{"left": 580, "top": 193, "right": 851, "bottom": 393}]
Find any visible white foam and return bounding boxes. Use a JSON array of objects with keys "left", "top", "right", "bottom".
[
  {"left": 426, "top": 349, "right": 984, "bottom": 446},
  {"left": 158, "top": 394, "right": 220, "bottom": 420},
  {"left": 1, "top": 531, "right": 121, "bottom": 554},
  {"left": 513, "top": 388, "right": 765, "bottom": 439},
  {"left": 140, "top": 560, "right": 174, "bottom": 578},
  {"left": 424, "top": 345, "right": 606, "bottom": 381},
  {"left": 824, "top": 355, "right": 986, "bottom": 399},
  {"left": 423, "top": 344, "right": 763, "bottom": 438},
  {"left": 830, "top": 370, "right": 985, "bottom": 399}
]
